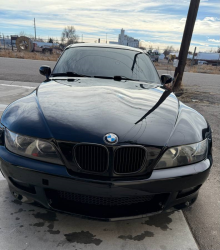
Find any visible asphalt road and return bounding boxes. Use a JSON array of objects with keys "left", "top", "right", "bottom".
[
  {"left": 0, "top": 57, "right": 220, "bottom": 249},
  {"left": 1, "top": 57, "right": 220, "bottom": 88},
  {"left": 0, "top": 57, "right": 56, "bottom": 82}
]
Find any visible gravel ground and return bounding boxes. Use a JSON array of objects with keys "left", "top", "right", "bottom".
[{"left": 179, "top": 89, "right": 220, "bottom": 250}]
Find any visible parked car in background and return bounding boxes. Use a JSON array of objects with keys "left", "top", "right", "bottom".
[
  {"left": 15, "top": 36, "right": 62, "bottom": 54},
  {"left": 147, "top": 49, "right": 159, "bottom": 62}
]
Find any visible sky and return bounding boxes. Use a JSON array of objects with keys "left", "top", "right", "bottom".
[{"left": 0, "top": 0, "right": 219, "bottom": 52}]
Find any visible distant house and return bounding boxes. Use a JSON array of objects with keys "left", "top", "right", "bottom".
[
  {"left": 196, "top": 52, "right": 220, "bottom": 61},
  {"left": 109, "top": 29, "right": 139, "bottom": 48},
  {"left": 193, "top": 52, "right": 220, "bottom": 65}
]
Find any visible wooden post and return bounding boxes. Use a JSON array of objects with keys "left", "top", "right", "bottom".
[
  {"left": 191, "top": 47, "right": 197, "bottom": 66},
  {"left": 174, "top": 0, "right": 200, "bottom": 91}
]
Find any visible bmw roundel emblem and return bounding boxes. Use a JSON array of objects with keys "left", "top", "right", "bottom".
[{"left": 104, "top": 133, "right": 118, "bottom": 145}]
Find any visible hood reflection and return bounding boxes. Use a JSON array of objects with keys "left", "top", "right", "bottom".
[{"left": 37, "top": 79, "right": 179, "bottom": 146}]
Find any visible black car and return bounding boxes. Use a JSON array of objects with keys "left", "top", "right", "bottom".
[{"left": 0, "top": 44, "right": 212, "bottom": 221}]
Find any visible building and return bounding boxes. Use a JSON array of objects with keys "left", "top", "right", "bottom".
[
  {"left": 196, "top": 52, "right": 220, "bottom": 61},
  {"left": 109, "top": 29, "right": 139, "bottom": 48}
]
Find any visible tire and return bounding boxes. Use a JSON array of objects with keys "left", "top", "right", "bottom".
[{"left": 16, "top": 36, "right": 33, "bottom": 52}]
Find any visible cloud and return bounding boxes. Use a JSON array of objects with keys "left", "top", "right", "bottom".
[
  {"left": 0, "top": 0, "right": 219, "bottom": 52},
  {"left": 180, "top": 18, "right": 186, "bottom": 23},
  {"left": 204, "top": 17, "right": 220, "bottom": 21},
  {"left": 208, "top": 39, "right": 220, "bottom": 43}
]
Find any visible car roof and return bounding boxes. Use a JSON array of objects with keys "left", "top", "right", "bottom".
[{"left": 66, "top": 43, "right": 144, "bottom": 53}]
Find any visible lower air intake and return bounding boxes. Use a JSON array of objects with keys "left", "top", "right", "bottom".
[{"left": 58, "top": 190, "right": 154, "bottom": 206}]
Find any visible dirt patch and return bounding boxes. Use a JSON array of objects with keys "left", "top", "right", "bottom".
[
  {"left": 179, "top": 89, "right": 220, "bottom": 105},
  {"left": 154, "top": 61, "right": 220, "bottom": 75},
  {"left": 189, "top": 65, "right": 220, "bottom": 75},
  {"left": 0, "top": 50, "right": 59, "bottom": 61}
]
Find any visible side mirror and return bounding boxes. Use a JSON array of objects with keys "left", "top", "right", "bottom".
[
  {"left": 161, "top": 74, "right": 173, "bottom": 85},
  {"left": 39, "top": 66, "right": 51, "bottom": 80}
]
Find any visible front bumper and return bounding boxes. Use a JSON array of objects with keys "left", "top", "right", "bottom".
[{"left": 0, "top": 146, "right": 211, "bottom": 221}]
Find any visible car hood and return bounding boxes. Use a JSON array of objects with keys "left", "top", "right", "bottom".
[{"left": 35, "top": 78, "right": 179, "bottom": 147}]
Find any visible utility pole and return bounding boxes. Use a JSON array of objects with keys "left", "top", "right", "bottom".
[
  {"left": 34, "top": 18, "right": 36, "bottom": 40},
  {"left": 217, "top": 53, "right": 220, "bottom": 68},
  {"left": 98, "top": 38, "right": 100, "bottom": 43},
  {"left": 191, "top": 47, "right": 197, "bottom": 66},
  {"left": 3, "top": 34, "right": 5, "bottom": 50},
  {"left": 11, "top": 36, "right": 13, "bottom": 51},
  {"left": 174, "top": 0, "right": 200, "bottom": 90},
  {"left": 106, "top": 33, "right": 107, "bottom": 44}
]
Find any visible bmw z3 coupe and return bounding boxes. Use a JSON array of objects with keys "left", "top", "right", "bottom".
[{"left": 0, "top": 44, "right": 212, "bottom": 220}]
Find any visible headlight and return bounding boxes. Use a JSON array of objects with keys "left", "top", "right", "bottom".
[
  {"left": 5, "top": 129, "right": 63, "bottom": 165},
  {"left": 155, "top": 139, "right": 208, "bottom": 169}
]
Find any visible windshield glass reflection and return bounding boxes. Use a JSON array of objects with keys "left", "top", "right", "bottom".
[{"left": 52, "top": 47, "right": 161, "bottom": 85}]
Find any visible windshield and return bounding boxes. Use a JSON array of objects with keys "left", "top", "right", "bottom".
[{"left": 52, "top": 47, "right": 161, "bottom": 84}]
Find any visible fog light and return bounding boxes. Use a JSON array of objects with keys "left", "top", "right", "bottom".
[
  {"left": 177, "top": 185, "right": 201, "bottom": 199},
  {"left": 9, "top": 177, "right": 36, "bottom": 194}
]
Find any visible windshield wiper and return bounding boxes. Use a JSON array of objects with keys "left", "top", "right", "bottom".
[
  {"left": 93, "top": 75, "right": 139, "bottom": 81},
  {"left": 52, "top": 73, "right": 140, "bottom": 82},
  {"left": 113, "top": 76, "right": 139, "bottom": 81},
  {"left": 51, "top": 72, "right": 91, "bottom": 77},
  {"left": 131, "top": 52, "right": 142, "bottom": 71},
  {"left": 93, "top": 76, "right": 113, "bottom": 79}
]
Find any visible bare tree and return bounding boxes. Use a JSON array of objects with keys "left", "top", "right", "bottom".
[
  {"left": 18, "top": 31, "right": 34, "bottom": 40},
  {"left": 19, "top": 31, "right": 26, "bottom": 36},
  {"left": 35, "top": 37, "right": 44, "bottom": 42},
  {"left": 163, "top": 46, "right": 174, "bottom": 57},
  {"left": 61, "top": 26, "right": 79, "bottom": 45},
  {"left": 217, "top": 46, "right": 220, "bottom": 53}
]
